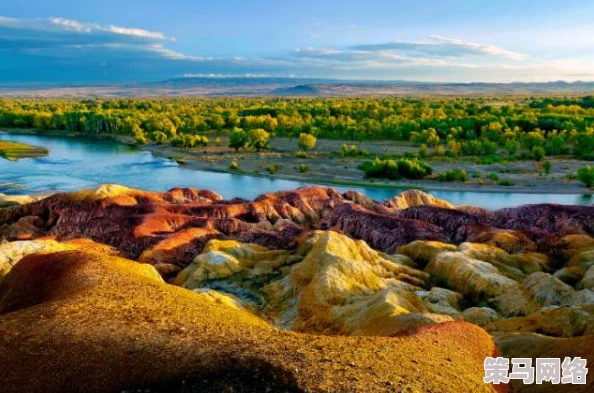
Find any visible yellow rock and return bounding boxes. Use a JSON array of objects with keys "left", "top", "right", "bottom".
[
  {"left": 459, "top": 242, "right": 548, "bottom": 279},
  {"left": 0, "top": 239, "right": 76, "bottom": 282},
  {"left": 177, "top": 231, "right": 448, "bottom": 336},
  {"left": 581, "top": 265, "right": 594, "bottom": 290},
  {"left": 487, "top": 305, "right": 594, "bottom": 337},
  {"left": 174, "top": 239, "right": 299, "bottom": 289},
  {"left": 264, "top": 231, "right": 439, "bottom": 335},
  {"left": 568, "top": 247, "right": 594, "bottom": 270},
  {"left": 397, "top": 240, "right": 458, "bottom": 266},
  {"left": 384, "top": 190, "right": 454, "bottom": 210}
]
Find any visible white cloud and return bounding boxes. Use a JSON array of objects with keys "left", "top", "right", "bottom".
[
  {"left": 0, "top": 16, "right": 591, "bottom": 83},
  {"left": 350, "top": 36, "right": 527, "bottom": 61}
]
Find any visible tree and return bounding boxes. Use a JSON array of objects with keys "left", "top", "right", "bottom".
[
  {"left": 577, "top": 166, "right": 594, "bottom": 187},
  {"left": 229, "top": 128, "right": 248, "bottom": 152},
  {"left": 247, "top": 128, "right": 270, "bottom": 152},
  {"left": 505, "top": 140, "right": 520, "bottom": 156},
  {"left": 298, "top": 133, "right": 317, "bottom": 151},
  {"left": 546, "top": 135, "right": 565, "bottom": 155},
  {"left": 574, "top": 133, "right": 594, "bottom": 159}
]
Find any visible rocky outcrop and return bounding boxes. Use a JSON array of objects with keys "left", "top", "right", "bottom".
[
  {"left": 496, "top": 333, "right": 594, "bottom": 393},
  {"left": 0, "top": 239, "right": 76, "bottom": 282},
  {"left": 177, "top": 231, "right": 447, "bottom": 335},
  {"left": 382, "top": 189, "right": 455, "bottom": 211},
  {"left": 2, "top": 184, "right": 594, "bottom": 392},
  {"left": 3, "top": 185, "right": 594, "bottom": 274},
  {"left": 0, "top": 250, "right": 506, "bottom": 393}
]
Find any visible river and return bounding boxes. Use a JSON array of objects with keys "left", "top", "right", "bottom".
[{"left": 1, "top": 131, "right": 592, "bottom": 209}]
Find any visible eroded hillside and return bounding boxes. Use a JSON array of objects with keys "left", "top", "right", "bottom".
[{"left": 1, "top": 185, "right": 593, "bottom": 392}]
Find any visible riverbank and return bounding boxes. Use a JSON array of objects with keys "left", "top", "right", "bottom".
[
  {"left": 140, "top": 135, "right": 594, "bottom": 195},
  {"left": 0, "top": 140, "right": 48, "bottom": 161},
  {"left": 2, "top": 128, "right": 593, "bottom": 195}
]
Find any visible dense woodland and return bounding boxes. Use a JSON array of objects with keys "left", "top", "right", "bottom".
[{"left": 1, "top": 96, "right": 594, "bottom": 160}]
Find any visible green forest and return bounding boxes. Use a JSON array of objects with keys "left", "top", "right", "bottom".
[{"left": 2, "top": 96, "right": 594, "bottom": 161}]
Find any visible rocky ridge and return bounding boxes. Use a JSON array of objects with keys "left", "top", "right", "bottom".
[{"left": 1, "top": 184, "right": 594, "bottom": 392}]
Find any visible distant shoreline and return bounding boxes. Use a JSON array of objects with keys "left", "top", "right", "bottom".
[{"left": 2, "top": 128, "right": 593, "bottom": 196}]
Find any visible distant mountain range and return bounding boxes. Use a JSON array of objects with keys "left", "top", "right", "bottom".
[{"left": 1, "top": 77, "right": 594, "bottom": 98}]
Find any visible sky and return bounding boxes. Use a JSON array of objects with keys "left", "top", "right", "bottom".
[{"left": 2, "top": 0, "right": 594, "bottom": 84}]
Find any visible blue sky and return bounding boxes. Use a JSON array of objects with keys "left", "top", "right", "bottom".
[{"left": 2, "top": 0, "right": 594, "bottom": 83}]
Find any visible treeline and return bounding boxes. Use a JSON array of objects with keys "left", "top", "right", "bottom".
[{"left": 1, "top": 97, "right": 594, "bottom": 158}]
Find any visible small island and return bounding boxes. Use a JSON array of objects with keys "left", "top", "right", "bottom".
[{"left": 0, "top": 140, "right": 48, "bottom": 161}]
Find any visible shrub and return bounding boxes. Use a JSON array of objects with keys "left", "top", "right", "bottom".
[
  {"left": 359, "top": 157, "right": 400, "bottom": 180},
  {"left": 448, "top": 140, "right": 462, "bottom": 157},
  {"left": 396, "top": 158, "right": 433, "bottom": 179},
  {"left": 297, "top": 164, "right": 309, "bottom": 173},
  {"left": 498, "top": 180, "right": 515, "bottom": 186},
  {"left": 488, "top": 173, "right": 500, "bottom": 181},
  {"left": 298, "top": 133, "right": 317, "bottom": 151},
  {"left": 360, "top": 157, "right": 432, "bottom": 180},
  {"left": 294, "top": 150, "right": 308, "bottom": 158},
  {"left": 171, "top": 134, "right": 209, "bottom": 148},
  {"left": 433, "top": 145, "right": 446, "bottom": 156},
  {"left": 476, "top": 155, "right": 502, "bottom": 165},
  {"left": 438, "top": 169, "right": 468, "bottom": 182},
  {"left": 267, "top": 163, "right": 281, "bottom": 174},
  {"left": 577, "top": 165, "right": 594, "bottom": 187},
  {"left": 229, "top": 160, "right": 239, "bottom": 170},
  {"left": 214, "top": 136, "right": 221, "bottom": 146},
  {"left": 151, "top": 131, "right": 168, "bottom": 145},
  {"left": 340, "top": 144, "right": 369, "bottom": 158},
  {"left": 532, "top": 146, "right": 546, "bottom": 161},
  {"left": 419, "top": 144, "right": 428, "bottom": 158},
  {"left": 134, "top": 132, "right": 148, "bottom": 145},
  {"left": 505, "top": 140, "right": 521, "bottom": 156},
  {"left": 543, "top": 161, "right": 552, "bottom": 174}
]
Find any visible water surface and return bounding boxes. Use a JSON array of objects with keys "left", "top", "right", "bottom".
[{"left": 1, "top": 131, "right": 592, "bottom": 209}]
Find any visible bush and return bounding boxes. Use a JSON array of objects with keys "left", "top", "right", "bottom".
[
  {"left": 134, "top": 132, "right": 148, "bottom": 145},
  {"left": 488, "top": 173, "right": 500, "bottom": 181},
  {"left": 433, "top": 145, "right": 446, "bottom": 156},
  {"left": 475, "top": 155, "right": 503, "bottom": 165},
  {"left": 359, "top": 157, "right": 400, "bottom": 180},
  {"left": 498, "top": 180, "right": 515, "bottom": 186},
  {"left": 267, "top": 163, "right": 281, "bottom": 174},
  {"left": 297, "top": 164, "right": 309, "bottom": 173},
  {"left": 151, "top": 131, "right": 168, "bottom": 145},
  {"left": 229, "top": 160, "right": 239, "bottom": 170},
  {"left": 532, "top": 146, "right": 546, "bottom": 161},
  {"left": 171, "top": 134, "right": 208, "bottom": 148},
  {"left": 359, "top": 157, "right": 432, "bottom": 180},
  {"left": 396, "top": 158, "right": 433, "bottom": 179},
  {"left": 419, "top": 144, "right": 428, "bottom": 158},
  {"left": 298, "top": 133, "right": 317, "bottom": 151},
  {"left": 543, "top": 161, "right": 552, "bottom": 174},
  {"left": 577, "top": 165, "right": 594, "bottom": 187},
  {"left": 438, "top": 169, "right": 468, "bottom": 182},
  {"left": 340, "top": 144, "right": 368, "bottom": 158},
  {"left": 294, "top": 150, "right": 308, "bottom": 158}
]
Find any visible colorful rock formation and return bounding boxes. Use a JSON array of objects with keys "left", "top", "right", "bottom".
[
  {"left": 0, "top": 250, "right": 506, "bottom": 393},
  {"left": 1, "top": 184, "right": 593, "bottom": 392}
]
